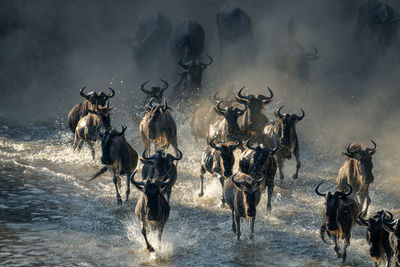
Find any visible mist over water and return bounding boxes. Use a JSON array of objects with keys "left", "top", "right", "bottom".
[{"left": 1, "top": 0, "right": 400, "bottom": 266}]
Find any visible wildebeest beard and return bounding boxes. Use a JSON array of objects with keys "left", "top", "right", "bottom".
[
  {"left": 145, "top": 182, "right": 161, "bottom": 221},
  {"left": 101, "top": 132, "right": 114, "bottom": 165},
  {"left": 325, "top": 192, "right": 340, "bottom": 231},
  {"left": 220, "top": 147, "right": 234, "bottom": 177}
]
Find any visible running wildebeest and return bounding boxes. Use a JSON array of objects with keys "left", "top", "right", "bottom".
[
  {"left": 140, "top": 79, "right": 169, "bottom": 105},
  {"left": 264, "top": 106, "right": 304, "bottom": 180},
  {"left": 139, "top": 98, "right": 178, "bottom": 158},
  {"left": 239, "top": 138, "right": 278, "bottom": 212},
  {"left": 382, "top": 218, "right": 400, "bottom": 266},
  {"left": 315, "top": 182, "right": 360, "bottom": 263},
  {"left": 68, "top": 87, "right": 115, "bottom": 133},
  {"left": 130, "top": 170, "right": 170, "bottom": 253},
  {"left": 90, "top": 125, "right": 138, "bottom": 205},
  {"left": 73, "top": 105, "right": 112, "bottom": 160},
  {"left": 354, "top": 1, "right": 400, "bottom": 54},
  {"left": 235, "top": 86, "right": 273, "bottom": 143},
  {"left": 198, "top": 137, "right": 241, "bottom": 206},
  {"left": 223, "top": 172, "right": 264, "bottom": 240},
  {"left": 141, "top": 147, "right": 183, "bottom": 202},
  {"left": 131, "top": 10, "right": 172, "bottom": 73},
  {"left": 207, "top": 100, "right": 246, "bottom": 144},
  {"left": 337, "top": 140, "right": 377, "bottom": 217},
  {"left": 358, "top": 210, "right": 395, "bottom": 267}
]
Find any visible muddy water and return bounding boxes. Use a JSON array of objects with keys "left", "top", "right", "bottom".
[{"left": 0, "top": 117, "right": 399, "bottom": 267}]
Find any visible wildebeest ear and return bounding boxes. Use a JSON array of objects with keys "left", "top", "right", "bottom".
[
  {"left": 342, "top": 152, "right": 354, "bottom": 158},
  {"left": 214, "top": 107, "right": 225, "bottom": 116},
  {"left": 140, "top": 159, "right": 155, "bottom": 166}
]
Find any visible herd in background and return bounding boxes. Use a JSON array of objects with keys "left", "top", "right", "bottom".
[{"left": 63, "top": 2, "right": 400, "bottom": 266}]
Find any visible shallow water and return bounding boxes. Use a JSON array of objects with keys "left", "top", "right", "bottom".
[{"left": 0, "top": 116, "right": 399, "bottom": 267}]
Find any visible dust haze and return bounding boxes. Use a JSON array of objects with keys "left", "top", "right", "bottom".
[{"left": 1, "top": 0, "right": 400, "bottom": 178}]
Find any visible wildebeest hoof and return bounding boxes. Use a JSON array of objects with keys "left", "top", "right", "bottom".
[
  {"left": 292, "top": 174, "right": 298, "bottom": 179},
  {"left": 335, "top": 252, "right": 341, "bottom": 258},
  {"left": 117, "top": 197, "right": 122, "bottom": 205},
  {"left": 198, "top": 192, "right": 204, "bottom": 197},
  {"left": 280, "top": 175, "right": 284, "bottom": 180},
  {"left": 232, "top": 224, "right": 236, "bottom": 233},
  {"left": 267, "top": 205, "right": 272, "bottom": 212},
  {"left": 147, "top": 245, "right": 155, "bottom": 252},
  {"left": 249, "top": 234, "right": 254, "bottom": 240}
]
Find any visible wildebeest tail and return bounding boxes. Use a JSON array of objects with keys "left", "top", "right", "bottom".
[{"left": 89, "top": 167, "right": 108, "bottom": 181}]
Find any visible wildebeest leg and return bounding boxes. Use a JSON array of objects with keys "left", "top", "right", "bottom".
[
  {"left": 198, "top": 166, "right": 206, "bottom": 197},
  {"left": 141, "top": 222, "right": 154, "bottom": 252},
  {"left": 165, "top": 186, "right": 172, "bottom": 202},
  {"left": 384, "top": 237, "right": 393, "bottom": 267},
  {"left": 342, "top": 235, "right": 350, "bottom": 263},
  {"left": 266, "top": 184, "right": 274, "bottom": 212},
  {"left": 333, "top": 235, "right": 341, "bottom": 258},
  {"left": 73, "top": 134, "right": 79, "bottom": 150},
  {"left": 125, "top": 173, "right": 130, "bottom": 203},
  {"left": 217, "top": 174, "right": 225, "bottom": 207},
  {"left": 77, "top": 140, "right": 84, "bottom": 151},
  {"left": 231, "top": 209, "right": 236, "bottom": 234},
  {"left": 87, "top": 140, "right": 95, "bottom": 160},
  {"left": 235, "top": 214, "right": 241, "bottom": 240},
  {"left": 358, "top": 191, "right": 370, "bottom": 217},
  {"left": 293, "top": 145, "right": 300, "bottom": 179},
  {"left": 249, "top": 217, "right": 255, "bottom": 240},
  {"left": 110, "top": 168, "right": 122, "bottom": 205},
  {"left": 277, "top": 156, "right": 285, "bottom": 180},
  {"left": 171, "top": 138, "right": 179, "bottom": 167}
]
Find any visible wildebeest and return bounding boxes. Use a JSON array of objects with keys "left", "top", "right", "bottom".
[
  {"left": 275, "top": 18, "right": 319, "bottom": 81},
  {"left": 264, "top": 106, "right": 304, "bottom": 180},
  {"left": 358, "top": 210, "right": 395, "bottom": 267},
  {"left": 90, "top": 125, "right": 138, "bottom": 205},
  {"left": 223, "top": 173, "right": 263, "bottom": 240},
  {"left": 67, "top": 87, "right": 115, "bottom": 133},
  {"left": 337, "top": 140, "right": 377, "bottom": 216},
  {"left": 131, "top": 10, "right": 172, "bottom": 73},
  {"left": 139, "top": 98, "right": 178, "bottom": 158},
  {"left": 198, "top": 137, "right": 241, "bottom": 206},
  {"left": 140, "top": 79, "right": 169, "bottom": 104},
  {"left": 141, "top": 148, "right": 182, "bottom": 202},
  {"left": 235, "top": 86, "right": 273, "bottom": 143},
  {"left": 130, "top": 170, "right": 170, "bottom": 252},
  {"left": 354, "top": 1, "right": 400, "bottom": 54},
  {"left": 174, "top": 55, "right": 213, "bottom": 97},
  {"left": 239, "top": 138, "right": 278, "bottom": 212},
  {"left": 207, "top": 100, "right": 246, "bottom": 144},
  {"left": 73, "top": 105, "right": 112, "bottom": 160},
  {"left": 382, "top": 218, "right": 400, "bottom": 266},
  {"left": 315, "top": 182, "right": 360, "bottom": 263}
]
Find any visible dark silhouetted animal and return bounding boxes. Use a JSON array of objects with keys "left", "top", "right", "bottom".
[
  {"left": 358, "top": 210, "right": 395, "bottom": 267},
  {"left": 198, "top": 137, "right": 240, "bottom": 206},
  {"left": 68, "top": 87, "right": 115, "bottom": 133},
  {"left": 90, "top": 126, "right": 138, "bottom": 205},
  {"left": 382, "top": 219, "right": 400, "bottom": 266},
  {"left": 239, "top": 138, "right": 278, "bottom": 212},
  {"left": 315, "top": 182, "right": 360, "bottom": 263},
  {"left": 130, "top": 170, "right": 170, "bottom": 252},
  {"left": 264, "top": 106, "right": 304, "bottom": 180},
  {"left": 140, "top": 79, "right": 169, "bottom": 104},
  {"left": 337, "top": 140, "right": 377, "bottom": 216},
  {"left": 141, "top": 148, "right": 182, "bottom": 202}
]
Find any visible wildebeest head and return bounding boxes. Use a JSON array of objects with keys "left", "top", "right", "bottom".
[
  {"left": 383, "top": 219, "right": 400, "bottom": 263},
  {"left": 231, "top": 175, "right": 263, "bottom": 218},
  {"left": 246, "top": 138, "right": 279, "bottom": 176},
  {"left": 315, "top": 182, "right": 353, "bottom": 232},
  {"left": 275, "top": 105, "right": 304, "bottom": 147},
  {"left": 235, "top": 86, "right": 274, "bottom": 115},
  {"left": 88, "top": 105, "right": 113, "bottom": 132},
  {"left": 358, "top": 209, "right": 394, "bottom": 259},
  {"left": 145, "top": 97, "right": 169, "bottom": 119},
  {"left": 141, "top": 147, "right": 183, "bottom": 178},
  {"left": 210, "top": 137, "right": 240, "bottom": 177},
  {"left": 214, "top": 100, "right": 246, "bottom": 138},
  {"left": 99, "top": 125, "right": 127, "bottom": 165},
  {"left": 80, "top": 87, "right": 115, "bottom": 107},
  {"left": 130, "top": 170, "right": 171, "bottom": 221},
  {"left": 178, "top": 55, "right": 213, "bottom": 88},
  {"left": 140, "top": 79, "right": 168, "bottom": 102},
  {"left": 343, "top": 140, "right": 377, "bottom": 183}
]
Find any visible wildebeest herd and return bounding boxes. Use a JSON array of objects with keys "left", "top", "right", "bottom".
[{"left": 65, "top": 3, "right": 400, "bottom": 266}]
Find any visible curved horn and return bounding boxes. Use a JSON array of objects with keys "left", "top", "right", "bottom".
[
  {"left": 366, "top": 140, "right": 377, "bottom": 155},
  {"left": 235, "top": 103, "right": 247, "bottom": 115},
  {"left": 160, "top": 79, "right": 169, "bottom": 91},
  {"left": 267, "top": 140, "right": 280, "bottom": 155},
  {"left": 120, "top": 125, "right": 127, "bottom": 135},
  {"left": 358, "top": 212, "right": 369, "bottom": 226},
  {"left": 277, "top": 105, "right": 285, "bottom": 119},
  {"left": 178, "top": 56, "right": 187, "bottom": 69},
  {"left": 237, "top": 86, "right": 250, "bottom": 100},
  {"left": 384, "top": 210, "right": 394, "bottom": 222},
  {"left": 210, "top": 137, "right": 221, "bottom": 151},
  {"left": 315, "top": 182, "right": 326, "bottom": 197},
  {"left": 167, "top": 149, "right": 183, "bottom": 161},
  {"left": 258, "top": 86, "right": 274, "bottom": 102},
  {"left": 140, "top": 80, "right": 152, "bottom": 94},
  {"left": 341, "top": 183, "right": 352, "bottom": 197},
  {"left": 296, "top": 109, "right": 305, "bottom": 121},
  {"left": 246, "top": 138, "right": 258, "bottom": 151},
  {"left": 148, "top": 97, "right": 156, "bottom": 108},
  {"left": 142, "top": 148, "right": 158, "bottom": 160},
  {"left": 251, "top": 177, "right": 264, "bottom": 186},
  {"left": 107, "top": 88, "right": 115, "bottom": 98},
  {"left": 130, "top": 170, "right": 145, "bottom": 189},
  {"left": 203, "top": 55, "right": 213, "bottom": 66},
  {"left": 216, "top": 100, "right": 228, "bottom": 112},
  {"left": 80, "top": 87, "right": 88, "bottom": 98},
  {"left": 213, "top": 92, "right": 222, "bottom": 102},
  {"left": 232, "top": 175, "right": 248, "bottom": 188},
  {"left": 230, "top": 137, "right": 241, "bottom": 149},
  {"left": 306, "top": 45, "right": 319, "bottom": 58}
]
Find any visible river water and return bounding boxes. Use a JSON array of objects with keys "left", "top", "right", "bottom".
[{"left": 0, "top": 114, "right": 399, "bottom": 267}]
